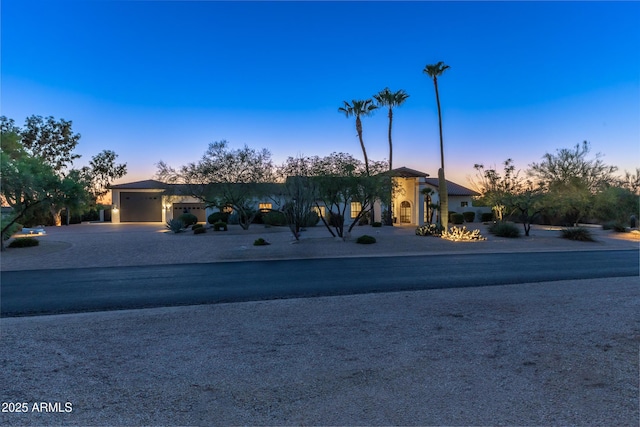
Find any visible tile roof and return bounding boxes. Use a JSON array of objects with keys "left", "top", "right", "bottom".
[
  {"left": 424, "top": 178, "right": 480, "bottom": 197},
  {"left": 110, "top": 180, "right": 169, "bottom": 190},
  {"left": 381, "top": 166, "right": 430, "bottom": 178}
]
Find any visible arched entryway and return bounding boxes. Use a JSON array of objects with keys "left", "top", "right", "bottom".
[{"left": 400, "top": 201, "right": 411, "bottom": 224}]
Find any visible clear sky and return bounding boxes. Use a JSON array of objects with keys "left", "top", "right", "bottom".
[{"left": 2, "top": 0, "right": 639, "bottom": 186}]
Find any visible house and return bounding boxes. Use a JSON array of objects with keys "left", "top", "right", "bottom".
[{"left": 109, "top": 167, "right": 480, "bottom": 226}]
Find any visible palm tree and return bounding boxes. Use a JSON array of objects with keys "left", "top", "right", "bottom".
[
  {"left": 423, "top": 61, "right": 450, "bottom": 229},
  {"left": 338, "top": 99, "right": 378, "bottom": 176},
  {"left": 373, "top": 88, "right": 409, "bottom": 171}
]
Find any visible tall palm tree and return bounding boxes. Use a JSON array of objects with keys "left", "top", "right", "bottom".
[
  {"left": 423, "top": 61, "right": 450, "bottom": 228},
  {"left": 373, "top": 88, "right": 409, "bottom": 171},
  {"left": 338, "top": 99, "right": 378, "bottom": 176}
]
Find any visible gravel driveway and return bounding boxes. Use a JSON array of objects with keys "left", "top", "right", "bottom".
[{"left": 1, "top": 223, "right": 638, "bottom": 426}]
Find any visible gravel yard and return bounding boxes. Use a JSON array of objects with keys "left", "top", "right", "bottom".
[{"left": 1, "top": 222, "right": 638, "bottom": 426}]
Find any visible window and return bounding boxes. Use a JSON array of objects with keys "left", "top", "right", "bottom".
[
  {"left": 222, "top": 205, "right": 233, "bottom": 213},
  {"left": 350, "top": 202, "right": 362, "bottom": 219},
  {"left": 461, "top": 201, "right": 469, "bottom": 207},
  {"left": 259, "top": 203, "right": 272, "bottom": 212}
]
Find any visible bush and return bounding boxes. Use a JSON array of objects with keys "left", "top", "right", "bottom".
[
  {"left": 488, "top": 222, "right": 521, "bottom": 238},
  {"left": 372, "top": 221, "right": 382, "bottom": 228},
  {"left": 415, "top": 224, "right": 442, "bottom": 236},
  {"left": 463, "top": 211, "right": 476, "bottom": 223},
  {"left": 602, "top": 221, "right": 627, "bottom": 232},
  {"left": 481, "top": 212, "right": 494, "bottom": 222},
  {"left": 166, "top": 219, "right": 185, "bottom": 233},
  {"left": 213, "top": 221, "right": 228, "bottom": 231},
  {"left": 441, "top": 226, "right": 486, "bottom": 241},
  {"left": 8, "top": 237, "right": 39, "bottom": 248},
  {"left": 192, "top": 223, "right": 204, "bottom": 230},
  {"left": 193, "top": 227, "right": 206, "bottom": 235},
  {"left": 451, "top": 213, "right": 464, "bottom": 224},
  {"left": 208, "top": 212, "right": 229, "bottom": 224},
  {"left": 561, "top": 227, "right": 595, "bottom": 242},
  {"left": 262, "top": 211, "right": 287, "bottom": 226},
  {"left": 329, "top": 213, "right": 344, "bottom": 228},
  {"left": 253, "top": 237, "right": 270, "bottom": 246},
  {"left": 356, "top": 235, "right": 376, "bottom": 244},
  {"left": 178, "top": 213, "right": 198, "bottom": 227}
]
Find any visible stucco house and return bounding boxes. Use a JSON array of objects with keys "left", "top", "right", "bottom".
[{"left": 109, "top": 167, "right": 479, "bottom": 227}]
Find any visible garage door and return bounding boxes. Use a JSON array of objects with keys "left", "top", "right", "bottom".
[
  {"left": 120, "top": 192, "right": 162, "bottom": 222},
  {"left": 173, "top": 203, "right": 207, "bottom": 223}
]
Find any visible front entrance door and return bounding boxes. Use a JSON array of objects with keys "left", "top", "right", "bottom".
[{"left": 400, "top": 201, "right": 411, "bottom": 224}]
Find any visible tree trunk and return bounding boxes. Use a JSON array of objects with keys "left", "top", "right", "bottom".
[
  {"left": 356, "top": 116, "right": 370, "bottom": 176},
  {"left": 438, "top": 168, "right": 449, "bottom": 230},
  {"left": 50, "top": 206, "right": 62, "bottom": 226}
]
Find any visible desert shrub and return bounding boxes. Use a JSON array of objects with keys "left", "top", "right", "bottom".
[
  {"left": 451, "top": 213, "right": 464, "bottom": 224},
  {"left": 356, "top": 235, "right": 376, "bottom": 244},
  {"left": 463, "top": 211, "right": 476, "bottom": 222},
  {"left": 561, "top": 227, "right": 595, "bottom": 242},
  {"left": 253, "top": 237, "right": 270, "bottom": 246},
  {"left": 207, "top": 212, "right": 229, "bottom": 224},
  {"left": 213, "top": 221, "right": 228, "bottom": 231},
  {"left": 192, "top": 223, "right": 203, "bottom": 230},
  {"left": 415, "top": 223, "right": 442, "bottom": 236},
  {"left": 481, "top": 212, "right": 494, "bottom": 222},
  {"left": 166, "top": 219, "right": 185, "bottom": 233},
  {"left": 8, "top": 237, "right": 39, "bottom": 248},
  {"left": 178, "top": 213, "right": 198, "bottom": 227},
  {"left": 488, "top": 222, "right": 521, "bottom": 238},
  {"left": 441, "top": 226, "right": 486, "bottom": 241},
  {"left": 372, "top": 221, "right": 382, "bottom": 228},
  {"left": 263, "top": 211, "right": 287, "bottom": 226},
  {"left": 193, "top": 227, "right": 206, "bottom": 235},
  {"left": 602, "top": 221, "right": 627, "bottom": 232}
]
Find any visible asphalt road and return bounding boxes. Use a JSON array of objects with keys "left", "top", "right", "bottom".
[{"left": 1, "top": 250, "right": 638, "bottom": 317}]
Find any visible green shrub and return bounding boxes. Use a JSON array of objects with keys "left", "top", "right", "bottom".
[
  {"left": 451, "top": 213, "right": 464, "bottom": 224},
  {"left": 481, "top": 212, "right": 494, "bottom": 222},
  {"left": 192, "top": 223, "right": 204, "bottom": 230},
  {"left": 415, "top": 224, "right": 442, "bottom": 236},
  {"left": 253, "top": 237, "right": 270, "bottom": 246},
  {"left": 178, "top": 213, "right": 198, "bottom": 227},
  {"left": 263, "top": 211, "right": 287, "bottom": 226},
  {"left": 207, "top": 211, "right": 229, "bottom": 224},
  {"left": 193, "top": 227, "right": 206, "bottom": 235},
  {"left": 372, "top": 221, "right": 382, "bottom": 228},
  {"left": 356, "top": 235, "right": 376, "bottom": 244},
  {"left": 602, "top": 221, "right": 627, "bottom": 232},
  {"left": 166, "top": 219, "right": 185, "bottom": 233},
  {"left": 463, "top": 211, "right": 476, "bottom": 223},
  {"left": 8, "top": 237, "right": 39, "bottom": 248},
  {"left": 329, "top": 213, "right": 344, "bottom": 228},
  {"left": 561, "top": 227, "right": 595, "bottom": 242},
  {"left": 488, "top": 222, "right": 521, "bottom": 238},
  {"left": 213, "top": 221, "right": 228, "bottom": 231}
]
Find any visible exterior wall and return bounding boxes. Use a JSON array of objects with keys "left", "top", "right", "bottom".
[{"left": 391, "top": 177, "right": 425, "bottom": 226}]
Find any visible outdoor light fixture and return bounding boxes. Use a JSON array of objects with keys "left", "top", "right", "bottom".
[{"left": 112, "top": 204, "right": 119, "bottom": 212}]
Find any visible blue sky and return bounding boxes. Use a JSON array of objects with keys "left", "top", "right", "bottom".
[{"left": 2, "top": 0, "right": 639, "bottom": 186}]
